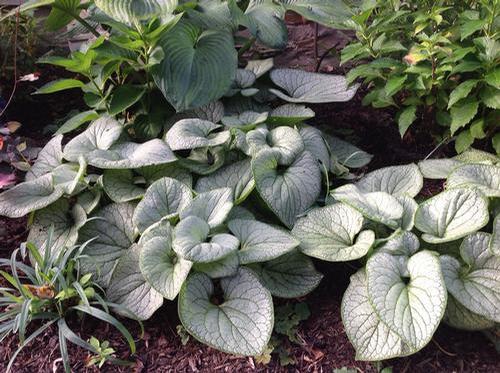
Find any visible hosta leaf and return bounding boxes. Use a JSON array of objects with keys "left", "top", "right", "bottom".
[
  {"left": 414, "top": 188, "right": 489, "bottom": 243},
  {"left": 244, "top": 1, "right": 287, "bottom": 49},
  {"left": 248, "top": 250, "right": 322, "bottom": 298},
  {"left": 166, "top": 119, "right": 231, "bottom": 151},
  {"left": 268, "top": 104, "right": 315, "bottom": 126},
  {"left": 102, "top": 169, "right": 144, "bottom": 203},
  {"left": 252, "top": 149, "right": 321, "bottom": 228},
  {"left": 27, "top": 199, "right": 86, "bottom": 254},
  {"left": 173, "top": 216, "right": 239, "bottom": 263},
  {"left": 292, "top": 203, "right": 375, "bottom": 262},
  {"left": 356, "top": 164, "right": 423, "bottom": 197},
  {"left": 153, "top": 21, "right": 237, "bottom": 111},
  {"left": 491, "top": 214, "right": 500, "bottom": 256},
  {"left": 133, "top": 177, "right": 192, "bottom": 233},
  {"left": 79, "top": 203, "right": 136, "bottom": 287},
  {"left": 140, "top": 232, "right": 192, "bottom": 300},
  {"left": 331, "top": 184, "right": 404, "bottom": 229},
  {"left": 178, "top": 268, "right": 273, "bottom": 355},
  {"left": 322, "top": 134, "right": 372, "bottom": 168},
  {"left": 26, "top": 135, "right": 63, "bottom": 181},
  {"left": 299, "top": 126, "right": 330, "bottom": 167},
  {"left": 228, "top": 219, "right": 299, "bottom": 264},
  {"left": 440, "top": 232, "right": 500, "bottom": 322},
  {"left": 179, "top": 188, "right": 233, "bottom": 228},
  {"left": 280, "top": 0, "right": 353, "bottom": 27},
  {"left": 366, "top": 251, "right": 447, "bottom": 351},
  {"left": 195, "top": 159, "right": 255, "bottom": 205},
  {"left": 247, "top": 126, "right": 305, "bottom": 164},
  {"left": 0, "top": 174, "right": 64, "bottom": 218},
  {"left": 443, "top": 294, "right": 495, "bottom": 331},
  {"left": 107, "top": 244, "right": 163, "bottom": 320},
  {"left": 418, "top": 158, "right": 462, "bottom": 179},
  {"left": 342, "top": 270, "right": 410, "bottom": 361},
  {"left": 269, "top": 69, "right": 358, "bottom": 103},
  {"left": 194, "top": 253, "right": 239, "bottom": 279},
  {"left": 446, "top": 164, "right": 500, "bottom": 197},
  {"left": 95, "top": 0, "right": 177, "bottom": 24}
]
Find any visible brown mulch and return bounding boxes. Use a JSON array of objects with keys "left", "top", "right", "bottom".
[{"left": 0, "top": 21, "right": 498, "bottom": 373}]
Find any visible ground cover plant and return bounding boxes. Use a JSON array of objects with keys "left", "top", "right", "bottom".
[
  {"left": 0, "top": 0, "right": 499, "bottom": 370},
  {"left": 341, "top": 0, "right": 500, "bottom": 154}
]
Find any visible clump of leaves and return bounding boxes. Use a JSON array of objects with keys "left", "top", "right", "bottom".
[
  {"left": 86, "top": 337, "right": 117, "bottom": 369},
  {"left": 342, "top": 0, "right": 499, "bottom": 154},
  {"left": 292, "top": 149, "right": 500, "bottom": 360},
  {"left": 0, "top": 232, "right": 136, "bottom": 372}
]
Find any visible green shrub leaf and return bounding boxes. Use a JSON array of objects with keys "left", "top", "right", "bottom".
[
  {"left": 450, "top": 99, "right": 479, "bottom": 135},
  {"left": 448, "top": 80, "right": 479, "bottom": 108}
]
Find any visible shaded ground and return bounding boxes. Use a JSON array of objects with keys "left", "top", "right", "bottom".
[{"left": 0, "top": 21, "right": 498, "bottom": 373}]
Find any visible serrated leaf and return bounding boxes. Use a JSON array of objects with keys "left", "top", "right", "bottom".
[
  {"left": 228, "top": 219, "right": 299, "bottom": 264},
  {"left": 331, "top": 184, "right": 404, "bottom": 229},
  {"left": 178, "top": 268, "right": 273, "bottom": 355},
  {"left": 455, "top": 130, "right": 474, "bottom": 154},
  {"left": 153, "top": 21, "right": 237, "bottom": 111},
  {"left": 102, "top": 169, "right": 144, "bottom": 203},
  {"left": 133, "top": 177, "right": 192, "bottom": 233},
  {"left": 480, "top": 86, "right": 500, "bottom": 109},
  {"left": 179, "top": 188, "right": 233, "bottom": 228},
  {"left": 450, "top": 100, "right": 479, "bottom": 135},
  {"left": 447, "top": 164, "right": 500, "bottom": 197},
  {"left": 140, "top": 226, "right": 192, "bottom": 300},
  {"left": 366, "top": 251, "right": 447, "bottom": 351},
  {"left": 440, "top": 232, "right": 500, "bottom": 322},
  {"left": 341, "top": 270, "right": 410, "bottom": 361},
  {"left": 107, "top": 244, "right": 163, "bottom": 320},
  {"left": 252, "top": 149, "right": 321, "bottom": 228},
  {"left": 0, "top": 174, "right": 64, "bottom": 218},
  {"left": 195, "top": 159, "right": 255, "bottom": 205},
  {"left": 173, "top": 216, "right": 239, "bottom": 263},
  {"left": 485, "top": 68, "right": 500, "bottom": 89},
  {"left": 34, "top": 79, "right": 84, "bottom": 94},
  {"left": 398, "top": 105, "right": 417, "bottom": 137},
  {"left": 248, "top": 250, "right": 323, "bottom": 298},
  {"left": 448, "top": 80, "right": 479, "bottom": 108},
  {"left": 166, "top": 119, "right": 231, "bottom": 151},
  {"left": 385, "top": 75, "right": 407, "bottom": 97},
  {"left": 79, "top": 203, "right": 136, "bottom": 287},
  {"left": 292, "top": 203, "right": 374, "bottom": 261},
  {"left": 415, "top": 188, "right": 489, "bottom": 243},
  {"left": 356, "top": 164, "right": 423, "bottom": 197},
  {"left": 269, "top": 69, "right": 358, "bottom": 103}
]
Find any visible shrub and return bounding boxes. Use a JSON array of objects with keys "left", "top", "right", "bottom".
[{"left": 341, "top": 0, "right": 500, "bottom": 154}]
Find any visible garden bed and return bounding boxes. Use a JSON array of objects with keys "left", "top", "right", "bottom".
[{"left": 1, "top": 9, "right": 499, "bottom": 373}]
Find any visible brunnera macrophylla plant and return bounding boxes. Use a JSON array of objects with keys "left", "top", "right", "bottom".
[
  {"left": 2, "top": 0, "right": 356, "bottom": 138},
  {"left": 0, "top": 66, "right": 367, "bottom": 356},
  {"left": 341, "top": 0, "right": 500, "bottom": 155},
  {"left": 291, "top": 150, "right": 500, "bottom": 361}
]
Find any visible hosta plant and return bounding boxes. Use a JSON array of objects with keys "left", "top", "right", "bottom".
[
  {"left": 2, "top": 0, "right": 356, "bottom": 137},
  {"left": 0, "top": 233, "right": 136, "bottom": 372},
  {"left": 0, "top": 64, "right": 367, "bottom": 356},
  {"left": 341, "top": 0, "right": 500, "bottom": 154},
  {"left": 292, "top": 150, "right": 500, "bottom": 360}
]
